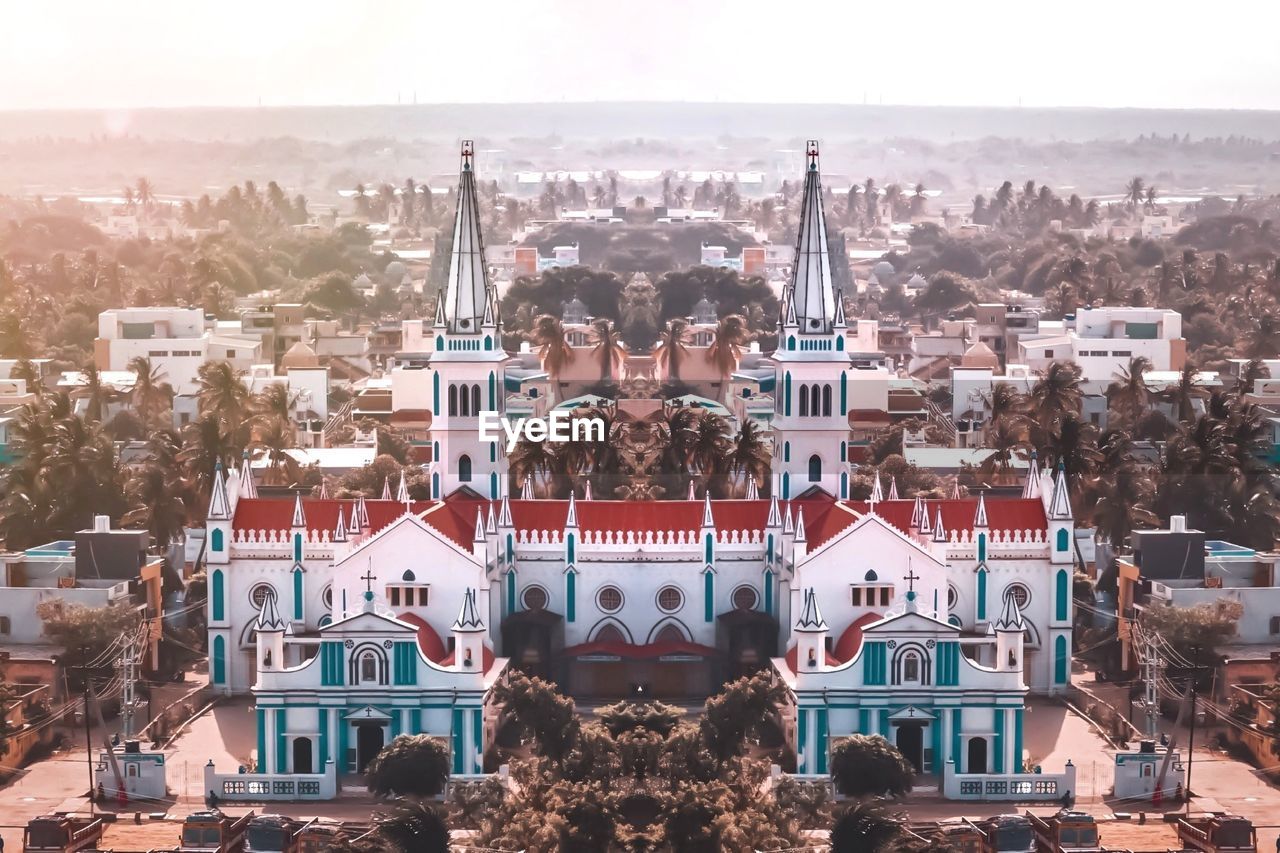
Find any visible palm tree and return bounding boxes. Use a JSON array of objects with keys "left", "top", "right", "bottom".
[
  {"left": 726, "top": 420, "right": 770, "bottom": 496},
  {"left": 690, "top": 411, "right": 732, "bottom": 496},
  {"left": 705, "top": 315, "right": 752, "bottom": 379},
  {"left": 528, "top": 315, "right": 574, "bottom": 378},
  {"left": 588, "top": 318, "right": 625, "bottom": 383},
  {"left": 980, "top": 418, "right": 1028, "bottom": 484},
  {"left": 252, "top": 382, "right": 298, "bottom": 427},
  {"left": 253, "top": 416, "right": 301, "bottom": 486},
  {"left": 1237, "top": 358, "right": 1269, "bottom": 397},
  {"left": 1090, "top": 430, "right": 1159, "bottom": 545},
  {"left": 373, "top": 800, "right": 450, "bottom": 853},
  {"left": 127, "top": 356, "right": 174, "bottom": 426},
  {"left": 122, "top": 459, "right": 189, "bottom": 548},
  {"left": 1144, "top": 185, "right": 1159, "bottom": 213},
  {"left": 654, "top": 318, "right": 693, "bottom": 381},
  {"left": 195, "top": 360, "right": 250, "bottom": 437},
  {"left": 11, "top": 357, "right": 42, "bottom": 397},
  {"left": 1125, "top": 177, "right": 1146, "bottom": 213},
  {"left": 1244, "top": 310, "right": 1280, "bottom": 358},
  {"left": 1030, "top": 361, "right": 1083, "bottom": 443},
  {"left": 980, "top": 383, "right": 1028, "bottom": 439},
  {"left": 134, "top": 177, "right": 155, "bottom": 215},
  {"left": 1043, "top": 414, "right": 1102, "bottom": 508},
  {"left": 1159, "top": 362, "right": 1204, "bottom": 424},
  {"left": 509, "top": 436, "right": 563, "bottom": 498},
  {"left": 1105, "top": 356, "right": 1153, "bottom": 428},
  {"left": 178, "top": 412, "right": 235, "bottom": 512},
  {"left": 77, "top": 361, "right": 116, "bottom": 424}
]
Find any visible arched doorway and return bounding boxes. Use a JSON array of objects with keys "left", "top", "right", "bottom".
[
  {"left": 967, "top": 736, "right": 988, "bottom": 774},
  {"left": 896, "top": 724, "right": 924, "bottom": 772},
  {"left": 356, "top": 724, "right": 385, "bottom": 772},
  {"left": 293, "top": 737, "right": 313, "bottom": 774}
]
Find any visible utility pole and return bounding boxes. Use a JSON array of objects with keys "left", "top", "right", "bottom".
[
  {"left": 70, "top": 645, "right": 96, "bottom": 816},
  {"left": 1185, "top": 644, "right": 1207, "bottom": 815},
  {"left": 119, "top": 645, "right": 137, "bottom": 740},
  {"left": 1137, "top": 633, "right": 1163, "bottom": 740}
]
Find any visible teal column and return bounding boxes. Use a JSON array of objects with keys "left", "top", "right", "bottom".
[
  {"left": 763, "top": 569, "right": 774, "bottom": 616},
  {"left": 293, "top": 569, "right": 303, "bottom": 621},
  {"left": 931, "top": 718, "right": 943, "bottom": 773},
  {"left": 472, "top": 708, "right": 483, "bottom": 774},
  {"left": 410, "top": 708, "right": 422, "bottom": 735},
  {"left": 566, "top": 569, "right": 576, "bottom": 622},
  {"left": 319, "top": 710, "right": 330, "bottom": 766},
  {"left": 815, "top": 709, "right": 829, "bottom": 775},
  {"left": 506, "top": 570, "right": 517, "bottom": 615},
  {"left": 977, "top": 569, "right": 988, "bottom": 621},
  {"left": 451, "top": 709, "right": 465, "bottom": 775},
  {"left": 703, "top": 570, "right": 714, "bottom": 622},
  {"left": 1013, "top": 709, "right": 1024, "bottom": 774},
  {"left": 951, "top": 709, "right": 962, "bottom": 769},
  {"left": 858, "top": 709, "right": 870, "bottom": 735},
  {"left": 256, "top": 709, "right": 266, "bottom": 774},
  {"left": 337, "top": 719, "right": 348, "bottom": 773},
  {"left": 797, "top": 710, "right": 808, "bottom": 774},
  {"left": 391, "top": 710, "right": 402, "bottom": 739},
  {"left": 878, "top": 709, "right": 889, "bottom": 738},
  {"left": 994, "top": 709, "right": 1006, "bottom": 773},
  {"left": 275, "top": 709, "right": 287, "bottom": 774}
]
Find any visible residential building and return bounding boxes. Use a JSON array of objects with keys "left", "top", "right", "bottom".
[{"left": 94, "top": 307, "right": 264, "bottom": 394}]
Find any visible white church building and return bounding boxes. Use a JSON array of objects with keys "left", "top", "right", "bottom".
[{"left": 202, "top": 141, "right": 1077, "bottom": 797}]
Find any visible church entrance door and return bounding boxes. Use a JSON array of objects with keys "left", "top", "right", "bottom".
[
  {"left": 967, "top": 736, "right": 988, "bottom": 774},
  {"left": 895, "top": 723, "right": 924, "bottom": 772},
  {"left": 356, "top": 724, "right": 385, "bottom": 773},
  {"left": 293, "top": 736, "right": 313, "bottom": 774}
]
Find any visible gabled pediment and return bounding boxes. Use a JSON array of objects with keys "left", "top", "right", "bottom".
[
  {"left": 801, "top": 511, "right": 946, "bottom": 570},
  {"left": 322, "top": 610, "right": 416, "bottom": 635},
  {"left": 863, "top": 608, "right": 956, "bottom": 634},
  {"left": 334, "top": 512, "right": 480, "bottom": 571}
]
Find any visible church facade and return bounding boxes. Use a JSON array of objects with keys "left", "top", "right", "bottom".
[{"left": 203, "top": 141, "right": 1075, "bottom": 787}]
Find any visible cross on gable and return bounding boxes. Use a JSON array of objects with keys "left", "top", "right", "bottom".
[
  {"left": 361, "top": 569, "right": 376, "bottom": 594},
  {"left": 904, "top": 568, "right": 920, "bottom": 593}
]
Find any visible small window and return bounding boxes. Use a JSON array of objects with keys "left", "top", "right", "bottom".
[
  {"left": 390, "top": 588, "right": 401, "bottom": 607},
  {"left": 851, "top": 587, "right": 863, "bottom": 606},
  {"left": 732, "top": 586, "right": 759, "bottom": 611},
  {"left": 1270, "top": 616, "right": 1280, "bottom": 635},
  {"left": 903, "top": 652, "right": 920, "bottom": 682},
  {"left": 0, "top": 616, "right": 9, "bottom": 634},
  {"left": 657, "top": 586, "right": 684, "bottom": 613},
  {"left": 522, "top": 586, "right": 548, "bottom": 611},
  {"left": 404, "top": 588, "right": 415, "bottom": 607},
  {"left": 597, "top": 586, "right": 623, "bottom": 613},
  {"left": 360, "top": 653, "right": 378, "bottom": 683},
  {"left": 458, "top": 455, "right": 472, "bottom": 483},
  {"left": 250, "top": 584, "right": 276, "bottom": 609},
  {"left": 1004, "top": 583, "right": 1031, "bottom": 609},
  {"left": 880, "top": 587, "right": 891, "bottom": 606}
]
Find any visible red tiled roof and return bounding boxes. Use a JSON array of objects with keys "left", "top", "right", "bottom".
[
  {"left": 508, "top": 499, "right": 772, "bottom": 535},
  {"left": 797, "top": 497, "right": 1049, "bottom": 551},
  {"left": 231, "top": 497, "right": 473, "bottom": 550},
  {"left": 398, "top": 612, "right": 447, "bottom": 662},
  {"left": 561, "top": 639, "right": 720, "bottom": 659},
  {"left": 833, "top": 612, "right": 881, "bottom": 662}
]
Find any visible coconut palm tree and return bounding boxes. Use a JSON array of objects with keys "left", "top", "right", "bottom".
[
  {"left": 1105, "top": 356, "right": 1153, "bottom": 428},
  {"left": 588, "top": 318, "right": 625, "bottom": 383},
  {"left": 1159, "top": 362, "right": 1204, "bottom": 424},
  {"left": 195, "top": 360, "right": 250, "bottom": 436},
  {"left": 252, "top": 382, "right": 298, "bottom": 428},
  {"left": 654, "top": 318, "right": 693, "bottom": 382},
  {"left": 77, "top": 361, "right": 117, "bottom": 424},
  {"left": 1244, "top": 310, "right": 1280, "bottom": 359},
  {"left": 253, "top": 416, "right": 301, "bottom": 486},
  {"left": 690, "top": 411, "right": 732, "bottom": 496},
  {"left": 1043, "top": 414, "right": 1102, "bottom": 508},
  {"left": 705, "top": 314, "right": 752, "bottom": 379},
  {"left": 127, "top": 356, "right": 174, "bottom": 427},
  {"left": 134, "top": 177, "right": 155, "bottom": 214},
  {"left": 725, "top": 420, "right": 770, "bottom": 496},
  {"left": 508, "top": 436, "right": 563, "bottom": 498},
  {"left": 1030, "top": 361, "right": 1083, "bottom": 442},
  {"left": 178, "top": 412, "right": 236, "bottom": 512},
  {"left": 528, "top": 315, "right": 574, "bottom": 378},
  {"left": 1125, "top": 177, "right": 1146, "bottom": 213},
  {"left": 1090, "top": 430, "right": 1159, "bottom": 546}
]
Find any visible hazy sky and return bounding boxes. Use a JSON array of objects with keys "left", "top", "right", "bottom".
[{"left": 3, "top": 0, "right": 1278, "bottom": 111}]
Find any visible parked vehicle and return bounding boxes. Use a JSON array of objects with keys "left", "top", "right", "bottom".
[
  {"left": 178, "top": 810, "right": 254, "bottom": 853},
  {"left": 22, "top": 814, "right": 105, "bottom": 853},
  {"left": 972, "top": 814, "right": 1037, "bottom": 853},
  {"left": 1176, "top": 813, "right": 1257, "bottom": 853},
  {"left": 1026, "top": 810, "right": 1102, "bottom": 853}
]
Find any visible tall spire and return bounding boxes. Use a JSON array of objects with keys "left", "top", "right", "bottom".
[
  {"left": 746, "top": 477, "right": 759, "bottom": 500},
  {"left": 1048, "top": 461, "right": 1073, "bottom": 521},
  {"left": 870, "top": 473, "right": 883, "bottom": 504},
  {"left": 1022, "top": 449, "right": 1041, "bottom": 499},
  {"left": 701, "top": 491, "right": 714, "bottom": 528},
  {"left": 790, "top": 140, "right": 836, "bottom": 334},
  {"left": 499, "top": 492, "right": 513, "bottom": 526},
  {"left": 256, "top": 591, "right": 286, "bottom": 632},
  {"left": 239, "top": 450, "right": 258, "bottom": 499},
  {"left": 995, "top": 588, "right": 1025, "bottom": 631},
  {"left": 794, "top": 507, "right": 807, "bottom": 543},
  {"left": 332, "top": 509, "right": 347, "bottom": 543},
  {"left": 521, "top": 477, "right": 534, "bottom": 500},
  {"left": 442, "top": 140, "right": 493, "bottom": 335},
  {"left": 888, "top": 477, "right": 900, "bottom": 501},
  {"left": 381, "top": 477, "right": 392, "bottom": 500},
  {"left": 932, "top": 506, "right": 947, "bottom": 543},
  {"left": 767, "top": 490, "right": 782, "bottom": 527},
  {"left": 397, "top": 469, "right": 410, "bottom": 504},
  {"left": 208, "top": 460, "right": 231, "bottom": 520},
  {"left": 974, "top": 491, "right": 989, "bottom": 528},
  {"left": 919, "top": 500, "right": 933, "bottom": 535},
  {"left": 290, "top": 493, "right": 306, "bottom": 528},
  {"left": 910, "top": 493, "right": 925, "bottom": 529},
  {"left": 566, "top": 491, "right": 579, "bottom": 527}
]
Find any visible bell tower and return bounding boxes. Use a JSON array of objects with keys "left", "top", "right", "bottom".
[
  {"left": 769, "top": 141, "right": 853, "bottom": 499},
  {"left": 428, "top": 140, "right": 509, "bottom": 498}
]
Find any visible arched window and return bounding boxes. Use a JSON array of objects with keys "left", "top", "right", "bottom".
[
  {"left": 211, "top": 528, "right": 224, "bottom": 551},
  {"left": 471, "top": 384, "right": 482, "bottom": 415},
  {"left": 595, "top": 623, "right": 626, "bottom": 643},
  {"left": 822, "top": 384, "right": 832, "bottom": 416},
  {"left": 903, "top": 652, "right": 921, "bottom": 683},
  {"left": 799, "top": 384, "right": 809, "bottom": 417},
  {"left": 360, "top": 652, "right": 378, "bottom": 683},
  {"left": 458, "top": 455, "right": 472, "bottom": 482},
  {"left": 1056, "top": 528, "right": 1070, "bottom": 551},
  {"left": 655, "top": 623, "right": 686, "bottom": 643},
  {"left": 809, "top": 384, "right": 821, "bottom": 417},
  {"left": 460, "top": 385, "right": 470, "bottom": 417},
  {"left": 787, "top": 335, "right": 796, "bottom": 351},
  {"left": 808, "top": 454, "right": 822, "bottom": 483},
  {"left": 448, "top": 384, "right": 459, "bottom": 417}
]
